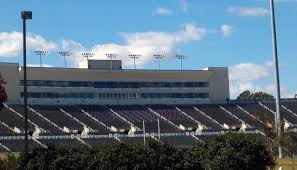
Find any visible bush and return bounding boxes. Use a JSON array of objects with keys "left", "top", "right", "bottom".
[
  {"left": 17, "top": 133, "right": 275, "bottom": 170},
  {"left": 198, "top": 133, "right": 275, "bottom": 170},
  {"left": 0, "top": 153, "right": 19, "bottom": 170}
]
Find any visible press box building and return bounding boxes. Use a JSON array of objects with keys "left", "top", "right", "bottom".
[{"left": 0, "top": 60, "right": 230, "bottom": 105}]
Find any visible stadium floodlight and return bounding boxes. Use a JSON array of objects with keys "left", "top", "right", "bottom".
[
  {"left": 105, "top": 53, "right": 118, "bottom": 70},
  {"left": 82, "top": 52, "right": 94, "bottom": 61},
  {"left": 176, "top": 54, "right": 187, "bottom": 70},
  {"left": 269, "top": 0, "right": 283, "bottom": 159},
  {"left": 58, "top": 51, "right": 71, "bottom": 68},
  {"left": 34, "top": 50, "right": 48, "bottom": 67},
  {"left": 129, "top": 54, "right": 142, "bottom": 70},
  {"left": 21, "top": 10, "right": 32, "bottom": 158},
  {"left": 153, "top": 54, "right": 166, "bottom": 70}
]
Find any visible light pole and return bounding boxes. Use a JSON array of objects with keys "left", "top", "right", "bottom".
[
  {"left": 176, "top": 54, "right": 187, "bottom": 70},
  {"left": 59, "top": 51, "right": 71, "bottom": 68},
  {"left": 153, "top": 54, "right": 166, "bottom": 70},
  {"left": 129, "top": 54, "right": 142, "bottom": 70},
  {"left": 34, "top": 50, "right": 48, "bottom": 67},
  {"left": 82, "top": 52, "right": 94, "bottom": 61},
  {"left": 105, "top": 53, "right": 118, "bottom": 70},
  {"left": 21, "top": 10, "right": 32, "bottom": 158},
  {"left": 269, "top": 0, "right": 283, "bottom": 159}
]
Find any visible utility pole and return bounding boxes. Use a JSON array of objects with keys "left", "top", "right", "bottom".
[
  {"left": 21, "top": 10, "right": 32, "bottom": 159},
  {"left": 269, "top": 0, "right": 283, "bottom": 159}
]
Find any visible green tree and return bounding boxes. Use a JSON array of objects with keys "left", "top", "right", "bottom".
[
  {"left": 237, "top": 90, "right": 252, "bottom": 100},
  {"left": 237, "top": 90, "right": 275, "bottom": 101},
  {"left": 276, "top": 132, "right": 297, "bottom": 169},
  {"left": 198, "top": 133, "right": 275, "bottom": 170},
  {"left": 0, "top": 73, "right": 7, "bottom": 109}
]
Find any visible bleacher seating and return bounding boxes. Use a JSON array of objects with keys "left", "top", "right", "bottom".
[
  {"left": 32, "top": 106, "right": 83, "bottom": 132},
  {"left": 80, "top": 105, "right": 130, "bottom": 130},
  {"left": 196, "top": 105, "right": 241, "bottom": 126},
  {"left": 0, "top": 124, "right": 12, "bottom": 135},
  {"left": 282, "top": 101, "right": 297, "bottom": 114},
  {"left": 149, "top": 105, "right": 197, "bottom": 129},
  {"left": 61, "top": 106, "right": 110, "bottom": 134},
  {"left": 161, "top": 135, "right": 198, "bottom": 147},
  {"left": 220, "top": 104, "right": 268, "bottom": 131},
  {"left": 0, "top": 101, "right": 295, "bottom": 152},
  {"left": 38, "top": 138, "right": 82, "bottom": 147},
  {"left": 178, "top": 106, "right": 223, "bottom": 130},
  {"left": 238, "top": 103, "right": 275, "bottom": 125},
  {"left": 0, "top": 139, "right": 40, "bottom": 152},
  {"left": 262, "top": 102, "right": 297, "bottom": 125},
  {"left": 11, "top": 105, "right": 60, "bottom": 133},
  {"left": 111, "top": 105, "right": 178, "bottom": 132},
  {"left": 83, "top": 137, "right": 117, "bottom": 146},
  {"left": 0, "top": 107, "right": 35, "bottom": 132}
]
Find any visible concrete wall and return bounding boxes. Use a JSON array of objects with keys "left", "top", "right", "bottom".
[{"left": 207, "top": 67, "right": 230, "bottom": 103}]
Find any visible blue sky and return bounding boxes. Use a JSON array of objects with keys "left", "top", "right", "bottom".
[{"left": 0, "top": 0, "right": 296, "bottom": 98}]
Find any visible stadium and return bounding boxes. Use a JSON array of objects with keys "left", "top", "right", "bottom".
[{"left": 0, "top": 59, "right": 296, "bottom": 152}]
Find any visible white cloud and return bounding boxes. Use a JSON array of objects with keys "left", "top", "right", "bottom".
[
  {"left": 229, "top": 60, "right": 295, "bottom": 98},
  {"left": 226, "top": 7, "right": 269, "bottom": 17},
  {"left": 64, "top": 23, "right": 207, "bottom": 68},
  {"left": 0, "top": 32, "right": 57, "bottom": 58},
  {"left": 153, "top": 7, "right": 173, "bottom": 16},
  {"left": 229, "top": 62, "right": 272, "bottom": 82},
  {"left": 27, "top": 64, "right": 53, "bottom": 67},
  {"left": 229, "top": 61, "right": 273, "bottom": 98},
  {"left": 220, "top": 25, "right": 233, "bottom": 37}
]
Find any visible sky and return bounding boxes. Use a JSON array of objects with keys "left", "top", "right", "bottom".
[{"left": 0, "top": 0, "right": 296, "bottom": 99}]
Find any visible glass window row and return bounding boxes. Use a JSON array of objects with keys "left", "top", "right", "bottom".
[
  {"left": 20, "top": 92, "right": 209, "bottom": 99},
  {"left": 20, "top": 80, "right": 209, "bottom": 88}
]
